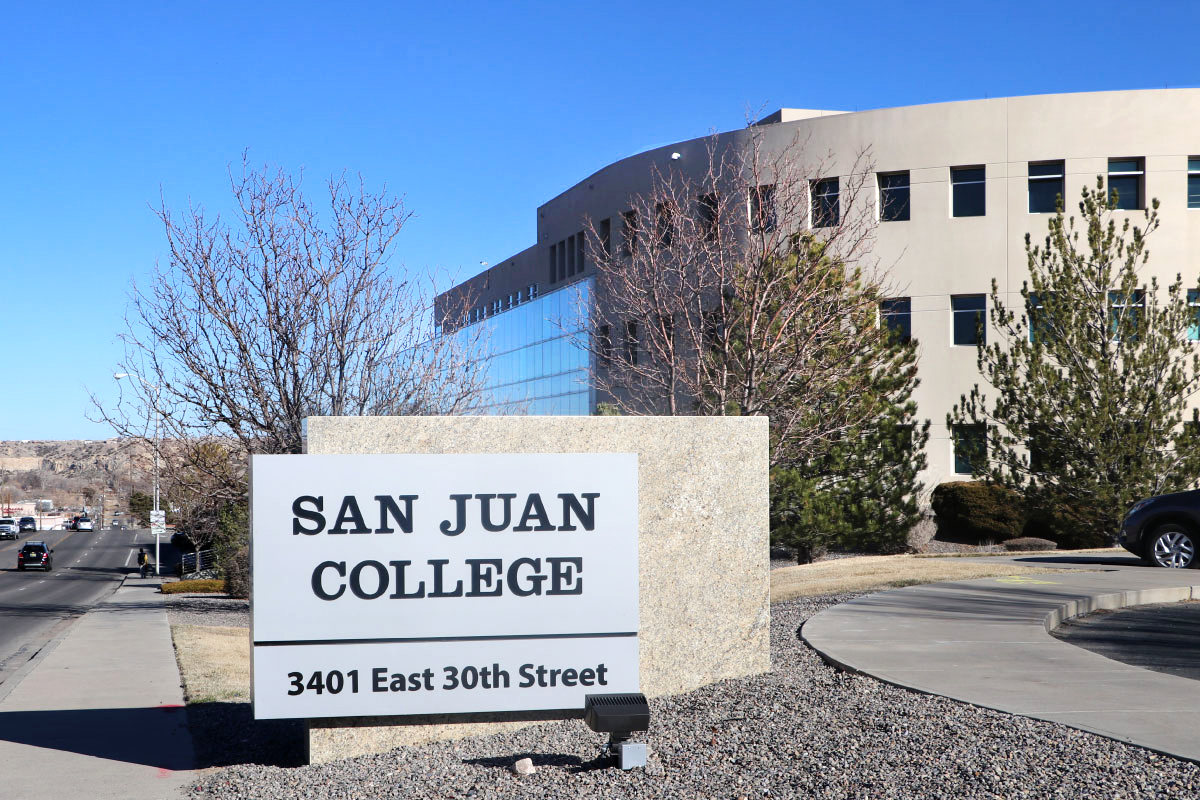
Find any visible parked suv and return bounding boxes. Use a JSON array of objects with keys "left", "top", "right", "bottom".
[
  {"left": 18, "top": 517, "right": 36, "bottom": 532},
  {"left": 0, "top": 518, "right": 17, "bottom": 540},
  {"left": 1119, "top": 489, "right": 1200, "bottom": 568},
  {"left": 17, "top": 542, "right": 53, "bottom": 571}
]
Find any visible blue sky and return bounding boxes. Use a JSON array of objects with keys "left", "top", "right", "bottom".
[{"left": 2, "top": 0, "right": 1197, "bottom": 439}]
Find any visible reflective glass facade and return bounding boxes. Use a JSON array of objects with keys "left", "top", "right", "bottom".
[{"left": 452, "top": 278, "right": 594, "bottom": 415}]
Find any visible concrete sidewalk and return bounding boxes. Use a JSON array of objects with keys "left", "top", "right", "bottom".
[
  {"left": 0, "top": 580, "right": 195, "bottom": 799},
  {"left": 802, "top": 564, "right": 1200, "bottom": 763}
]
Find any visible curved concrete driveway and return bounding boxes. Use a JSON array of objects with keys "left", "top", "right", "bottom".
[{"left": 802, "top": 561, "right": 1200, "bottom": 763}]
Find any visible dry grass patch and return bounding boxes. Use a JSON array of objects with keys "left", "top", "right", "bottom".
[
  {"left": 171, "top": 624, "right": 250, "bottom": 703},
  {"left": 914, "top": 547, "right": 1121, "bottom": 559},
  {"left": 162, "top": 579, "right": 225, "bottom": 594},
  {"left": 771, "top": 554, "right": 1078, "bottom": 602}
]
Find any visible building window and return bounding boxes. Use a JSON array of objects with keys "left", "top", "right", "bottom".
[
  {"left": 1109, "top": 289, "right": 1144, "bottom": 339},
  {"left": 576, "top": 230, "right": 585, "bottom": 273},
  {"left": 1190, "top": 158, "right": 1200, "bottom": 210},
  {"left": 625, "top": 321, "right": 638, "bottom": 365},
  {"left": 547, "top": 245, "right": 556, "bottom": 283},
  {"left": 952, "top": 294, "right": 986, "bottom": 346},
  {"left": 698, "top": 193, "right": 718, "bottom": 240},
  {"left": 1107, "top": 158, "right": 1143, "bottom": 210},
  {"left": 506, "top": 294, "right": 514, "bottom": 311},
  {"left": 810, "top": 178, "right": 839, "bottom": 228},
  {"left": 878, "top": 171, "right": 910, "bottom": 221},
  {"left": 599, "top": 218, "right": 612, "bottom": 257},
  {"left": 557, "top": 240, "right": 567, "bottom": 282},
  {"left": 1189, "top": 289, "right": 1200, "bottom": 341},
  {"left": 655, "top": 202, "right": 675, "bottom": 247},
  {"left": 749, "top": 184, "right": 776, "bottom": 233},
  {"left": 528, "top": 283, "right": 538, "bottom": 300},
  {"left": 566, "top": 234, "right": 576, "bottom": 277},
  {"left": 492, "top": 299, "right": 502, "bottom": 316},
  {"left": 880, "top": 297, "right": 911, "bottom": 343},
  {"left": 597, "top": 324, "right": 612, "bottom": 369},
  {"left": 621, "top": 210, "right": 639, "bottom": 257},
  {"left": 1027, "top": 292, "right": 1058, "bottom": 344},
  {"left": 953, "top": 424, "right": 987, "bottom": 475},
  {"left": 1028, "top": 160, "right": 1064, "bottom": 213},
  {"left": 951, "top": 166, "right": 985, "bottom": 217}
]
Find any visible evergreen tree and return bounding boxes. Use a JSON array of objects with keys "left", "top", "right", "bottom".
[
  {"left": 770, "top": 322, "right": 929, "bottom": 560},
  {"left": 951, "top": 179, "right": 1200, "bottom": 546},
  {"left": 735, "top": 238, "right": 928, "bottom": 560}
]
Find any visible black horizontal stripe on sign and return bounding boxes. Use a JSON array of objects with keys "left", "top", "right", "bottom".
[{"left": 253, "top": 631, "right": 638, "bottom": 647}]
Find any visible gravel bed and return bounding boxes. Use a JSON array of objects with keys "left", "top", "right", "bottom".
[
  {"left": 189, "top": 595, "right": 1200, "bottom": 799},
  {"left": 166, "top": 594, "right": 250, "bottom": 628}
]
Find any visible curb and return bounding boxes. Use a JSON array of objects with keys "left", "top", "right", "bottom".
[{"left": 1041, "top": 584, "right": 1200, "bottom": 632}]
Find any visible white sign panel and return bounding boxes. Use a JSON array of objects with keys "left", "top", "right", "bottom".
[{"left": 251, "top": 453, "right": 638, "bottom": 720}]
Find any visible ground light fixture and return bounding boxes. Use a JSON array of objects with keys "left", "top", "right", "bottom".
[{"left": 584, "top": 693, "right": 650, "bottom": 769}]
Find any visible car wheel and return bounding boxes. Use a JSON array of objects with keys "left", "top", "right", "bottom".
[
  {"left": 17, "top": 565, "right": 23, "bottom": 571},
  {"left": 1146, "top": 524, "right": 1198, "bottom": 568}
]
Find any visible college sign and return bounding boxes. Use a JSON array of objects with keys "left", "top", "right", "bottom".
[{"left": 250, "top": 453, "right": 639, "bottom": 720}]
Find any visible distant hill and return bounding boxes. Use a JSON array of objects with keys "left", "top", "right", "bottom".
[{"left": 0, "top": 439, "right": 153, "bottom": 509}]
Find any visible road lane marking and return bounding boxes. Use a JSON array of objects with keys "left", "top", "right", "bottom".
[{"left": 124, "top": 550, "right": 133, "bottom": 566}]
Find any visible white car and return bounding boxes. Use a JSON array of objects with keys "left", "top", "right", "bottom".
[
  {"left": 0, "top": 518, "right": 16, "bottom": 540},
  {"left": 76, "top": 517, "right": 94, "bottom": 532}
]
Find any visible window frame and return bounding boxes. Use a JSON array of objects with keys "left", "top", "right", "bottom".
[
  {"left": 1108, "top": 289, "right": 1145, "bottom": 340},
  {"left": 1188, "top": 157, "right": 1200, "bottom": 210},
  {"left": 951, "top": 294, "right": 987, "bottom": 346},
  {"left": 880, "top": 297, "right": 912, "bottom": 344},
  {"left": 811, "top": 177, "right": 840, "bottom": 228},
  {"left": 952, "top": 424, "right": 988, "bottom": 475},
  {"left": 1028, "top": 160, "right": 1065, "bottom": 214},
  {"left": 878, "top": 171, "right": 911, "bottom": 222},
  {"left": 1107, "top": 157, "right": 1144, "bottom": 210},
  {"left": 749, "top": 184, "right": 777, "bottom": 234},
  {"left": 1188, "top": 288, "right": 1200, "bottom": 341},
  {"left": 624, "top": 320, "right": 638, "bottom": 365},
  {"left": 950, "top": 165, "right": 986, "bottom": 218},
  {"left": 621, "top": 210, "right": 639, "bottom": 258}
]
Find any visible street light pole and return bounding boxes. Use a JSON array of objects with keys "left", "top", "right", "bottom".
[{"left": 115, "top": 372, "right": 162, "bottom": 576}]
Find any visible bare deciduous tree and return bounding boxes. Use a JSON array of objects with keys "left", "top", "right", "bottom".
[
  {"left": 95, "top": 156, "right": 486, "bottom": 506},
  {"left": 583, "top": 128, "right": 908, "bottom": 469}
]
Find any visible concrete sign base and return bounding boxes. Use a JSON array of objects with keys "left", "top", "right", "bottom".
[{"left": 300, "top": 415, "right": 769, "bottom": 764}]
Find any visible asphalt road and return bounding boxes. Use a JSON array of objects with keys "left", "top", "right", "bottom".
[
  {"left": 0, "top": 526, "right": 152, "bottom": 693},
  {"left": 1052, "top": 600, "right": 1200, "bottom": 681}
]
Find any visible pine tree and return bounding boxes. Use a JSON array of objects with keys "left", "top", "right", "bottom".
[
  {"left": 770, "top": 329, "right": 929, "bottom": 560},
  {"left": 752, "top": 238, "right": 928, "bottom": 560},
  {"left": 951, "top": 179, "right": 1200, "bottom": 546}
]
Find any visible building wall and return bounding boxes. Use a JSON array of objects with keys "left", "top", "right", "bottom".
[
  {"left": 441, "top": 89, "right": 1200, "bottom": 490},
  {"left": 448, "top": 277, "right": 593, "bottom": 415}
]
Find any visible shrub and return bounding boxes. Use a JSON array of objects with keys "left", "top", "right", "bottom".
[
  {"left": 1022, "top": 503, "right": 1112, "bottom": 549},
  {"left": 162, "top": 579, "right": 225, "bottom": 594},
  {"left": 930, "top": 481, "right": 1025, "bottom": 543},
  {"left": 223, "top": 545, "right": 249, "bottom": 599},
  {"left": 1002, "top": 537, "right": 1057, "bottom": 552}
]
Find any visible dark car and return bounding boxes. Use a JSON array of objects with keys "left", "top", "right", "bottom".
[
  {"left": 1120, "top": 489, "right": 1200, "bottom": 568},
  {"left": 18, "top": 542, "right": 53, "bottom": 571},
  {"left": 18, "top": 517, "right": 36, "bottom": 532}
]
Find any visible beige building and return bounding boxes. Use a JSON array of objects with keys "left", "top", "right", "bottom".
[{"left": 438, "top": 89, "right": 1200, "bottom": 489}]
